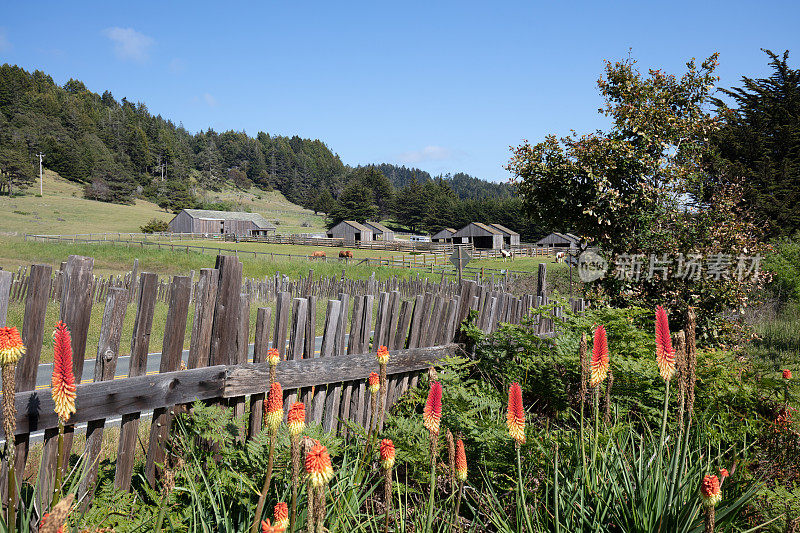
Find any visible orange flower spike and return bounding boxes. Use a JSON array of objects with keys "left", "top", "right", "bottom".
[
  {"left": 507, "top": 382, "right": 526, "bottom": 444},
  {"left": 590, "top": 325, "right": 610, "bottom": 387},
  {"left": 380, "top": 438, "right": 395, "bottom": 470},
  {"left": 51, "top": 321, "right": 76, "bottom": 423},
  {"left": 368, "top": 372, "right": 380, "bottom": 394},
  {"left": 376, "top": 345, "right": 390, "bottom": 365},
  {"left": 304, "top": 443, "right": 334, "bottom": 487},
  {"left": 700, "top": 474, "right": 721, "bottom": 507},
  {"left": 655, "top": 305, "right": 676, "bottom": 381},
  {"left": 0, "top": 326, "right": 25, "bottom": 365},
  {"left": 423, "top": 381, "right": 442, "bottom": 435},
  {"left": 261, "top": 519, "right": 283, "bottom": 533},
  {"left": 265, "top": 382, "right": 283, "bottom": 431},
  {"left": 268, "top": 348, "right": 281, "bottom": 367},
  {"left": 784, "top": 369, "right": 792, "bottom": 380},
  {"left": 455, "top": 438, "right": 467, "bottom": 482},
  {"left": 287, "top": 402, "right": 306, "bottom": 436},
  {"left": 274, "top": 502, "right": 288, "bottom": 530}
]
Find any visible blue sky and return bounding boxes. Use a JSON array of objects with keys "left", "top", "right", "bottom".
[{"left": 1, "top": 1, "right": 798, "bottom": 182}]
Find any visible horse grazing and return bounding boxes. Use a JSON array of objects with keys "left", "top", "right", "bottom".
[
  {"left": 310, "top": 251, "right": 326, "bottom": 260},
  {"left": 339, "top": 250, "right": 354, "bottom": 259},
  {"left": 500, "top": 249, "right": 513, "bottom": 262},
  {"left": 555, "top": 251, "right": 566, "bottom": 263}
]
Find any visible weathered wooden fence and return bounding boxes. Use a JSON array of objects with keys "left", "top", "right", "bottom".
[
  {"left": 0, "top": 256, "right": 581, "bottom": 514},
  {"left": 2, "top": 261, "right": 525, "bottom": 306}
]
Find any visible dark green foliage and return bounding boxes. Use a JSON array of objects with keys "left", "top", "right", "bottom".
[
  {"left": 0, "top": 64, "right": 347, "bottom": 206},
  {"left": 711, "top": 50, "right": 800, "bottom": 238},
  {"left": 328, "top": 180, "right": 379, "bottom": 226},
  {"left": 0, "top": 140, "right": 35, "bottom": 195},
  {"left": 311, "top": 188, "right": 335, "bottom": 215},
  {"left": 140, "top": 218, "right": 169, "bottom": 233}
]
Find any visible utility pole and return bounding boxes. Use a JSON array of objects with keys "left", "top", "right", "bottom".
[{"left": 37, "top": 152, "right": 45, "bottom": 195}]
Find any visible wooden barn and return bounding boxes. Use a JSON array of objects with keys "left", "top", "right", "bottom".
[
  {"left": 489, "top": 224, "right": 520, "bottom": 247},
  {"left": 536, "top": 232, "right": 580, "bottom": 249},
  {"left": 453, "top": 222, "right": 504, "bottom": 249},
  {"left": 168, "top": 209, "right": 277, "bottom": 237},
  {"left": 431, "top": 228, "right": 457, "bottom": 243},
  {"left": 363, "top": 221, "right": 395, "bottom": 241},
  {"left": 326, "top": 221, "right": 374, "bottom": 242}
]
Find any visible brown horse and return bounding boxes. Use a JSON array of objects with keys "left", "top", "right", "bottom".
[
  {"left": 310, "top": 251, "right": 326, "bottom": 260},
  {"left": 339, "top": 250, "right": 354, "bottom": 259}
]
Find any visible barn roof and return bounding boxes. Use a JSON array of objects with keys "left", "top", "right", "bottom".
[
  {"left": 328, "top": 220, "right": 372, "bottom": 233},
  {"left": 179, "top": 209, "right": 276, "bottom": 229},
  {"left": 488, "top": 223, "right": 519, "bottom": 236},
  {"left": 363, "top": 221, "right": 392, "bottom": 233},
  {"left": 535, "top": 232, "right": 581, "bottom": 245},
  {"left": 432, "top": 228, "right": 457, "bottom": 239},
  {"left": 453, "top": 222, "right": 504, "bottom": 237}
]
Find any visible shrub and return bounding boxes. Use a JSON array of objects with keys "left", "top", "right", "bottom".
[{"left": 140, "top": 218, "right": 169, "bottom": 233}]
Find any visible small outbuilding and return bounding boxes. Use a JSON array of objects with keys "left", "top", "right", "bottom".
[
  {"left": 488, "top": 224, "right": 520, "bottom": 247},
  {"left": 535, "top": 232, "right": 581, "bottom": 249},
  {"left": 168, "top": 209, "right": 277, "bottom": 237},
  {"left": 453, "top": 222, "right": 504, "bottom": 249},
  {"left": 431, "top": 228, "right": 457, "bottom": 243},
  {"left": 326, "top": 221, "right": 374, "bottom": 242},
  {"left": 362, "top": 221, "right": 395, "bottom": 241}
]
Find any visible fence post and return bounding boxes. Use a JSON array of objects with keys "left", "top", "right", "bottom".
[
  {"left": 38, "top": 256, "right": 94, "bottom": 512},
  {"left": 144, "top": 275, "right": 192, "bottom": 487},
  {"left": 114, "top": 272, "right": 158, "bottom": 491},
  {"left": 247, "top": 307, "right": 272, "bottom": 439},
  {"left": 80, "top": 286, "right": 129, "bottom": 505},
  {"left": 313, "top": 299, "right": 341, "bottom": 426},
  {"left": 209, "top": 256, "right": 243, "bottom": 367},
  {"left": 283, "top": 297, "right": 307, "bottom": 410}
]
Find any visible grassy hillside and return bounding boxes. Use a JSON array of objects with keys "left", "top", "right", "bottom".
[{"left": 0, "top": 169, "right": 327, "bottom": 237}]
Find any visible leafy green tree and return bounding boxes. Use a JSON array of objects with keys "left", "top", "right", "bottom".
[
  {"left": 393, "top": 178, "right": 427, "bottom": 232},
  {"left": 0, "top": 142, "right": 35, "bottom": 195},
  {"left": 312, "top": 189, "right": 335, "bottom": 215},
  {"left": 328, "top": 181, "right": 378, "bottom": 226},
  {"left": 710, "top": 50, "right": 800, "bottom": 238},
  {"left": 507, "top": 54, "right": 765, "bottom": 334},
  {"left": 156, "top": 179, "right": 196, "bottom": 212}
]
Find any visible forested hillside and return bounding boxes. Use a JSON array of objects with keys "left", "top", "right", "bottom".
[{"left": 0, "top": 64, "right": 546, "bottom": 239}]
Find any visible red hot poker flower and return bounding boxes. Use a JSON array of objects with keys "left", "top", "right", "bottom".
[
  {"left": 507, "top": 382, "right": 526, "bottom": 444},
  {"left": 287, "top": 402, "right": 306, "bottom": 435},
  {"left": 274, "top": 502, "right": 288, "bottom": 530},
  {"left": 655, "top": 306, "right": 676, "bottom": 381},
  {"left": 368, "top": 372, "right": 380, "bottom": 394},
  {"left": 305, "top": 443, "right": 334, "bottom": 487},
  {"left": 268, "top": 348, "right": 281, "bottom": 366},
  {"left": 265, "top": 382, "right": 283, "bottom": 431},
  {"left": 783, "top": 369, "right": 792, "bottom": 380},
  {"left": 380, "top": 438, "right": 396, "bottom": 470},
  {"left": 0, "top": 326, "right": 25, "bottom": 365},
  {"left": 261, "top": 519, "right": 283, "bottom": 533},
  {"left": 51, "top": 321, "right": 76, "bottom": 423},
  {"left": 376, "top": 345, "right": 390, "bottom": 365},
  {"left": 718, "top": 468, "right": 729, "bottom": 479},
  {"left": 455, "top": 438, "right": 467, "bottom": 482},
  {"left": 700, "top": 474, "right": 721, "bottom": 507},
  {"left": 423, "top": 381, "right": 442, "bottom": 435},
  {"left": 590, "top": 325, "right": 610, "bottom": 387}
]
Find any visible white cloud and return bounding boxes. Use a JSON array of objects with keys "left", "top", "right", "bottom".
[
  {"left": 396, "top": 145, "right": 457, "bottom": 164},
  {"left": 102, "top": 27, "right": 153, "bottom": 63},
  {"left": 203, "top": 93, "right": 217, "bottom": 106},
  {"left": 0, "top": 28, "right": 11, "bottom": 53}
]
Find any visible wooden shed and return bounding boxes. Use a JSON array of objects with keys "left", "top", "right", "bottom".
[
  {"left": 453, "top": 222, "right": 504, "bottom": 249},
  {"left": 363, "top": 221, "right": 395, "bottom": 241},
  {"left": 535, "top": 232, "right": 580, "bottom": 249},
  {"left": 489, "top": 224, "right": 520, "bottom": 247},
  {"left": 168, "top": 209, "right": 277, "bottom": 237},
  {"left": 326, "top": 221, "right": 374, "bottom": 242},
  {"left": 431, "top": 228, "right": 457, "bottom": 243}
]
